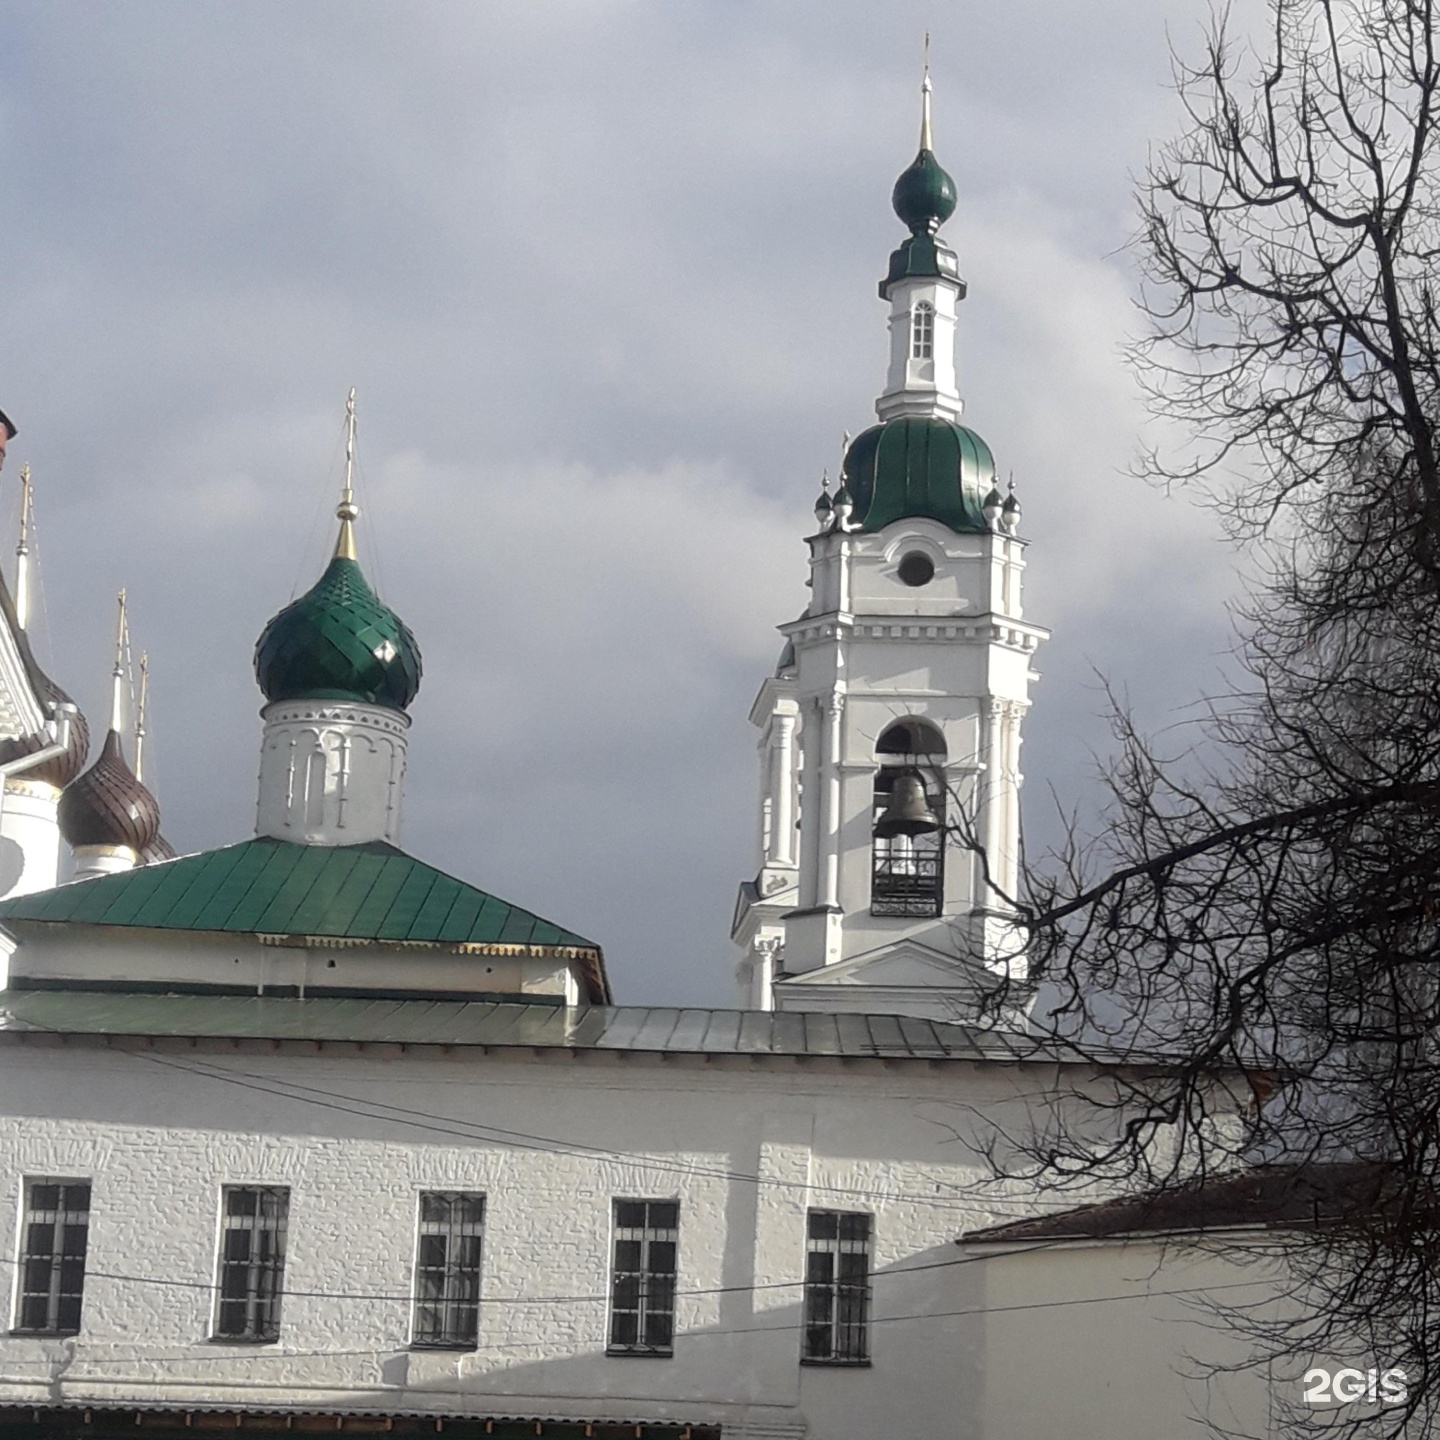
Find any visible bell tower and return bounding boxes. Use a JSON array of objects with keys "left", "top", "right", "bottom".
[{"left": 731, "top": 68, "right": 1047, "bottom": 1022}]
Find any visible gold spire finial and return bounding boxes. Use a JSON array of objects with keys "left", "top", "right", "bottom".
[
  {"left": 920, "top": 34, "right": 933, "bottom": 152},
  {"left": 111, "top": 588, "right": 128, "bottom": 736},
  {"left": 135, "top": 651, "right": 149, "bottom": 785},
  {"left": 15, "top": 464, "right": 31, "bottom": 632},
  {"left": 335, "top": 386, "right": 360, "bottom": 561}
]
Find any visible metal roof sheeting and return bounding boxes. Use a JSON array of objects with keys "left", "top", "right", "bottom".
[
  {"left": 0, "top": 990, "right": 1118, "bottom": 1063},
  {"left": 0, "top": 838, "right": 599, "bottom": 953}
]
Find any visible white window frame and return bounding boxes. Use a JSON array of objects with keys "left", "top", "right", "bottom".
[
  {"left": 13, "top": 1178, "right": 91, "bottom": 1336},
  {"left": 607, "top": 1198, "right": 679, "bottom": 1357},
  {"left": 410, "top": 1190, "right": 485, "bottom": 1349},
  {"left": 910, "top": 301, "right": 935, "bottom": 360}
]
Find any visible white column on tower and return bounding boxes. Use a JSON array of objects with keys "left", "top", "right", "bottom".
[{"left": 768, "top": 712, "right": 796, "bottom": 866}]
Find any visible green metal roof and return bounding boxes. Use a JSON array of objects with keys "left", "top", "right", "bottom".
[
  {"left": 882, "top": 231, "right": 965, "bottom": 294},
  {"left": 842, "top": 416, "right": 994, "bottom": 533},
  {"left": 254, "top": 555, "right": 422, "bottom": 711},
  {"left": 0, "top": 990, "right": 1130, "bottom": 1063},
  {"left": 0, "top": 838, "right": 598, "bottom": 954}
]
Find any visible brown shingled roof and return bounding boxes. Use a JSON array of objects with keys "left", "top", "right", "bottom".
[{"left": 960, "top": 1161, "right": 1395, "bottom": 1244}]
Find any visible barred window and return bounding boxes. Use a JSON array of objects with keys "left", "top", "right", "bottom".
[
  {"left": 802, "top": 1210, "right": 871, "bottom": 1365},
  {"left": 911, "top": 301, "right": 935, "bottom": 360},
  {"left": 14, "top": 1179, "right": 90, "bottom": 1335},
  {"left": 607, "top": 1199, "right": 679, "bottom": 1357},
  {"left": 411, "top": 1191, "right": 485, "bottom": 1349},
  {"left": 214, "top": 1186, "right": 288, "bottom": 1342}
]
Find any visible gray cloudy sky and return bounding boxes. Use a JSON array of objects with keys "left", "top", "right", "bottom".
[{"left": 0, "top": 0, "right": 1255, "bottom": 1005}]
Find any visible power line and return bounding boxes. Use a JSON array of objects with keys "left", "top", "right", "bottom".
[
  {"left": 103, "top": 1042, "right": 1093, "bottom": 1220},
  {"left": 0, "top": 1276, "right": 1281, "bottom": 1377},
  {"left": 0, "top": 1234, "right": 1076, "bottom": 1309}
]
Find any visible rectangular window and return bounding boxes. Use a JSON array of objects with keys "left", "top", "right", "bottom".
[
  {"left": 802, "top": 1210, "right": 871, "bottom": 1365},
  {"left": 14, "top": 1179, "right": 90, "bottom": 1335},
  {"left": 214, "top": 1185, "right": 289, "bottom": 1342},
  {"left": 607, "top": 1199, "right": 679, "bottom": 1357},
  {"left": 411, "top": 1191, "right": 485, "bottom": 1348},
  {"left": 911, "top": 305, "right": 935, "bottom": 360}
]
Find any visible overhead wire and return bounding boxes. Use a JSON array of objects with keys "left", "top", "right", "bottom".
[
  {"left": 101, "top": 1040, "right": 1098, "bottom": 1218},
  {"left": 0, "top": 1232, "right": 1085, "bottom": 1309},
  {"left": 0, "top": 1275, "right": 1282, "bottom": 1374}
]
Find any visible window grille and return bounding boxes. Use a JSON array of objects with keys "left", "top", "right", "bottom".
[
  {"left": 412, "top": 1191, "right": 485, "bottom": 1348},
  {"left": 607, "top": 1199, "right": 679, "bottom": 1357},
  {"left": 14, "top": 1179, "right": 90, "bottom": 1335},
  {"left": 802, "top": 1210, "right": 872, "bottom": 1364},
  {"left": 911, "top": 302, "right": 935, "bottom": 360},
  {"left": 214, "top": 1185, "right": 289, "bottom": 1342}
]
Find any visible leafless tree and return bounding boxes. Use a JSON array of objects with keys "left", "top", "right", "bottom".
[{"left": 983, "top": 2, "right": 1440, "bottom": 1434}]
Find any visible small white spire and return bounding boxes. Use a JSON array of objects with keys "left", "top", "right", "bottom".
[
  {"left": 335, "top": 386, "right": 360, "bottom": 561},
  {"left": 920, "top": 34, "right": 933, "bottom": 152},
  {"left": 110, "top": 588, "right": 127, "bottom": 736},
  {"left": 15, "top": 464, "right": 31, "bottom": 633},
  {"left": 135, "top": 651, "right": 149, "bottom": 785}
]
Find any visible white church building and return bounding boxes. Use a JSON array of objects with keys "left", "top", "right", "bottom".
[{"left": 0, "top": 79, "right": 1262, "bottom": 1440}]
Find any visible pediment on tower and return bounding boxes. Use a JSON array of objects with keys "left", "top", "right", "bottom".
[{"left": 779, "top": 937, "right": 999, "bottom": 996}]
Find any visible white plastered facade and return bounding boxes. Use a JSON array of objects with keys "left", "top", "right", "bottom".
[{"left": 0, "top": 1028, "right": 1165, "bottom": 1440}]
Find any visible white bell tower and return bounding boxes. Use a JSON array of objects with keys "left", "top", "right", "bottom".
[{"left": 732, "top": 71, "right": 1048, "bottom": 1023}]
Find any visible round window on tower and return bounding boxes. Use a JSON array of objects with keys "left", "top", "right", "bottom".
[{"left": 897, "top": 551, "right": 935, "bottom": 587}]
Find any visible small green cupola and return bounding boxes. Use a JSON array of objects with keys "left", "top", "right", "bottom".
[
  {"left": 254, "top": 399, "right": 421, "bottom": 713},
  {"left": 882, "top": 69, "right": 965, "bottom": 299}
]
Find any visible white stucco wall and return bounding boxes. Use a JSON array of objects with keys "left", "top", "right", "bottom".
[
  {"left": 963, "top": 1236, "right": 1314, "bottom": 1440},
  {"left": 0, "top": 1034, "right": 1121, "bottom": 1440}
]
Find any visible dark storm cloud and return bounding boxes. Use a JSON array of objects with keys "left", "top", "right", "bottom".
[{"left": 0, "top": 0, "right": 1245, "bottom": 1003}]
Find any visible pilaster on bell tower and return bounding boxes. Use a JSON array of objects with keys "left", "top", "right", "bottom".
[{"left": 731, "top": 62, "right": 1048, "bottom": 1024}]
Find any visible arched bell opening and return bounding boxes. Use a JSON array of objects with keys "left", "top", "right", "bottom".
[{"left": 871, "top": 720, "right": 945, "bottom": 918}]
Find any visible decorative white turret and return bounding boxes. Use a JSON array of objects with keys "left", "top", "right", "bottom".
[
  {"left": 731, "top": 69, "right": 1048, "bottom": 1023},
  {"left": 875, "top": 66, "right": 967, "bottom": 423},
  {"left": 0, "top": 465, "right": 92, "bottom": 897},
  {"left": 252, "top": 391, "right": 422, "bottom": 848}
]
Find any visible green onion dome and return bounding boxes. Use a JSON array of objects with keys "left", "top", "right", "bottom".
[
  {"left": 892, "top": 147, "right": 957, "bottom": 235},
  {"left": 254, "top": 554, "right": 421, "bottom": 711},
  {"left": 841, "top": 416, "right": 994, "bottom": 533}
]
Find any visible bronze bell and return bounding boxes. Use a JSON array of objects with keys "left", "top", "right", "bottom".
[{"left": 874, "top": 770, "right": 940, "bottom": 838}]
